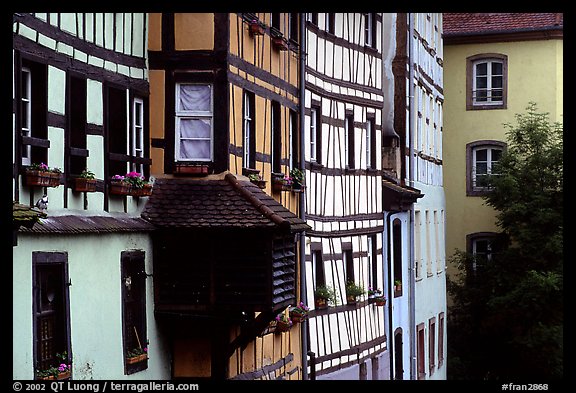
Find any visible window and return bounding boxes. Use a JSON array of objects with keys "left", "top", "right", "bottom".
[
  {"left": 271, "top": 101, "right": 282, "bottom": 173},
  {"left": 392, "top": 218, "right": 402, "bottom": 296},
  {"left": 466, "top": 54, "right": 507, "bottom": 110},
  {"left": 289, "top": 13, "right": 298, "bottom": 42},
  {"left": 368, "top": 235, "right": 378, "bottom": 290},
  {"left": 19, "top": 59, "right": 48, "bottom": 167},
  {"left": 175, "top": 83, "right": 213, "bottom": 162},
  {"left": 438, "top": 312, "right": 445, "bottom": 368},
  {"left": 107, "top": 86, "right": 128, "bottom": 177},
  {"left": 67, "top": 75, "right": 88, "bottom": 178},
  {"left": 466, "top": 141, "right": 506, "bottom": 195},
  {"left": 343, "top": 244, "right": 354, "bottom": 282},
  {"left": 21, "top": 67, "right": 32, "bottom": 166},
  {"left": 429, "top": 317, "right": 436, "bottom": 376},
  {"left": 290, "top": 109, "right": 299, "bottom": 169},
  {"left": 33, "top": 252, "right": 71, "bottom": 379},
  {"left": 345, "top": 113, "right": 355, "bottom": 168},
  {"left": 307, "top": 13, "right": 318, "bottom": 25},
  {"left": 312, "top": 244, "right": 325, "bottom": 287},
  {"left": 365, "top": 13, "right": 376, "bottom": 49},
  {"left": 325, "top": 13, "right": 335, "bottom": 35},
  {"left": 131, "top": 98, "right": 145, "bottom": 174},
  {"left": 417, "top": 323, "right": 425, "bottom": 380},
  {"left": 242, "top": 90, "right": 255, "bottom": 169},
  {"left": 366, "top": 117, "right": 376, "bottom": 169},
  {"left": 467, "top": 232, "right": 499, "bottom": 274},
  {"left": 310, "top": 106, "right": 322, "bottom": 164},
  {"left": 414, "top": 210, "right": 422, "bottom": 279},
  {"left": 121, "top": 250, "right": 148, "bottom": 374}
]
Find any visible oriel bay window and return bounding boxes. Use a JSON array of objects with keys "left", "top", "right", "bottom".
[{"left": 175, "top": 83, "right": 213, "bottom": 162}]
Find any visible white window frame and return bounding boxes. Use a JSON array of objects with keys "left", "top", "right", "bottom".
[
  {"left": 472, "top": 59, "right": 504, "bottom": 106},
  {"left": 310, "top": 108, "right": 317, "bottom": 162},
  {"left": 365, "top": 13, "right": 374, "bottom": 47},
  {"left": 243, "top": 91, "right": 252, "bottom": 167},
  {"left": 344, "top": 116, "right": 350, "bottom": 168},
  {"left": 175, "top": 83, "right": 213, "bottom": 162},
  {"left": 472, "top": 145, "right": 502, "bottom": 190},
  {"left": 471, "top": 237, "right": 493, "bottom": 272},
  {"left": 131, "top": 97, "right": 144, "bottom": 173},
  {"left": 21, "top": 67, "right": 32, "bottom": 166}
]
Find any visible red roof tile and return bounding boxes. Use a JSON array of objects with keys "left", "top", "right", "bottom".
[
  {"left": 443, "top": 13, "right": 563, "bottom": 36},
  {"left": 141, "top": 172, "right": 310, "bottom": 232}
]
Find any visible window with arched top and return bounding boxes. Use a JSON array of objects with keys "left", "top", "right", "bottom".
[
  {"left": 466, "top": 53, "right": 508, "bottom": 110},
  {"left": 466, "top": 140, "right": 507, "bottom": 196}
]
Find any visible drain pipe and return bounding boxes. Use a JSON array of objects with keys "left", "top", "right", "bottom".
[
  {"left": 408, "top": 12, "right": 417, "bottom": 381},
  {"left": 299, "top": 11, "right": 309, "bottom": 381}
]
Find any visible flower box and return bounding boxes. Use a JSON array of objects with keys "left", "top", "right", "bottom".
[
  {"left": 126, "top": 353, "right": 148, "bottom": 365},
  {"left": 249, "top": 21, "right": 265, "bottom": 35},
  {"left": 74, "top": 178, "right": 97, "bottom": 193},
  {"left": 109, "top": 180, "right": 131, "bottom": 196},
  {"left": 272, "top": 36, "right": 288, "bottom": 51},
  {"left": 314, "top": 297, "right": 328, "bottom": 310},
  {"left": 25, "top": 170, "right": 60, "bottom": 188},
  {"left": 275, "top": 320, "right": 292, "bottom": 333},
  {"left": 39, "top": 370, "right": 71, "bottom": 380},
  {"left": 374, "top": 297, "right": 387, "bottom": 307},
  {"left": 131, "top": 183, "right": 153, "bottom": 197},
  {"left": 175, "top": 164, "right": 209, "bottom": 176},
  {"left": 250, "top": 179, "right": 267, "bottom": 189}
]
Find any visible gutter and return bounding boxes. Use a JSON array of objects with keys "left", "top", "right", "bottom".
[
  {"left": 299, "top": 12, "right": 309, "bottom": 381},
  {"left": 408, "top": 12, "right": 417, "bottom": 381}
]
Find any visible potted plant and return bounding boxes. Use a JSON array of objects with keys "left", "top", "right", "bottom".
[
  {"left": 345, "top": 281, "right": 365, "bottom": 305},
  {"left": 74, "top": 168, "right": 97, "bottom": 192},
  {"left": 270, "top": 26, "right": 288, "bottom": 51},
  {"left": 289, "top": 168, "right": 305, "bottom": 192},
  {"left": 289, "top": 302, "right": 310, "bottom": 323},
  {"left": 124, "top": 171, "right": 153, "bottom": 197},
  {"left": 394, "top": 280, "right": 402, "bottom": 292},
  {"left": 368, "top": 287, "right": 382, "bottom": 299},
  {"left": 126, "top": 346, "right": 148, "bottom": 364},
  {"left": 25, "top": 162, "right": 61, "bottom": 188},
  {"left": 109, "top": 175, "right": 131, "bottom": 196},
  {"left": 271, "top": 172, "right": 288, "bottom": 192},
  {"left": 248, "top": 173, "right": 267, "bottom": 189},
  {"left": 374, "top": 295, "right": 387, "bottom": 307},
  {"left": 314, "top": 284, "right": 337, "bottom": 310},
  {"left": 274, "top": 313, "right": 292, "bottom": 333},
  {"left": 249, "top": 18, "right": 266, "bottom": 35},
  {"left": 36, "top": 352, "right": 71, "bottom": 380}
]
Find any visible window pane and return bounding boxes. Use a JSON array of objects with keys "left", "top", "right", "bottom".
[
  {"left": 475, "top": 174, "right": 489, "bottom": 187},
  {"left": 491, "top": 89, "right": 503, "bottom": 101},
  {"left": 179, "top": 119, "right": 211, "bottom": 138},
  {"left": 491, "top": 148, "right": 502, "bottom": 162},
  {"left": 492, "top": 75, "right": 502, "bottom": 88},
  {"left": 475, "top": 90, "right": 487, "bottom": 102},
  {"left": 179, "top": 85, "right": 211, "bottom": 112},
  {"left": 180, "top": 140, "right": 211, "bottom": 160},
  {"left": 475, "top": 162, "right": 487, "bottom": 175},
  {"left": 475, "top": 62, "right": 487, "bottom": 75},
  {"left": 475, "top": 148, "right": 487, "bottom": 162},
  {"left": 476, "top": 76, "right": 487, "bottom": 89},
  {"left": 475, "top": 239, "right": 489, "bottom": 254},
  {"left": 491, "top": 61, "right": 502, "bottom": 75}
]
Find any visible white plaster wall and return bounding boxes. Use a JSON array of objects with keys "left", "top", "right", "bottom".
[{"left": 13, "top": 232, "right": 171, "bottom": 380}]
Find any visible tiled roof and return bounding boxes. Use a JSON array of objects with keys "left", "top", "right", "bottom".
[
  {"left": 443, "top": 13, "right": 563, "bottom": 36},
  {"left": 141, "top": 172, "right": 310, "bottom": 232},
  {"left": 18, "top": 213, "right": 155, "bottom": 234}
]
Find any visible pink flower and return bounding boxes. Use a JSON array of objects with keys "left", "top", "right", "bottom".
[
  {"left": 126, "top": 171, "right": 143, "bottom": 179},
  {"left": 112, "top": 175, "right": 125, "bottom": 180},
  {"left": 58, "top": 363, "right": 68, "bottom": 372},
  {"left": 143, "top": 347, "right": 148, "bottom": 352},
  {"left": 40, "top": 163, "right": 49, "bottom": 170}
]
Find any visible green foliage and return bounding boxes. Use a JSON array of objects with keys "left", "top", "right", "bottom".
[
  {"left": 447, "top": 103, "right": 563, "bottom": 380},
  {"left": 345, "top": 281, "right": 365, "bottom": 297},
  {"left": 314, "top": 284, "right": 338, "bottom": 306}
]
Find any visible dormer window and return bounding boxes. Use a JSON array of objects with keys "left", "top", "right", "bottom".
[{"left": 175, "top": 83, "right": 213, "bottom": 162}]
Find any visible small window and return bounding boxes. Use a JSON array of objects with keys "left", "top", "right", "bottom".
[
  {"left": 325, "top": 13, "right": 335, "bottom": 35},
  {"left": 466, "top": 54, "right": 507, "bottom": 110},
  {"left": 271, "top": 101, "right": 282, "bottom": 173},
  {"left": 438, "top": 312, "right": 445, "bottom": 367},
  {"left": 242, "top": 90, "right": 256, "bottom": 169},
  {"left": 21, "top": 67, "right": 32, "bottom": 166},
  {"left": 175, "top": 83, "right": 213, "bottom": 162},
  {"left": 366, "top": 117, "right": 376, "bottom": 169},
  {"left": 417, "top": 323, "right": 425, "bottom": 380},
  {"left": 429, "top": 317, "right": 436, "bottom": 376},
  {"left": 313, "top": 248, "right": 325, "bottom": 288},
  {"left": 310, "top": 106, "right": 322, "bottom": 164},
  {"left": 345, "top": 114, "right": 355, "bottom": 168},
  {"left": 466, "top": 141, "right": 506, "bottom": 195},
  {"left": 343, "top": 245, "right": 354, "bottom": 282},
  {"left": 121, "top": 251, "right": 148, "bottom": 375},
  {"left": 20, "top": 59, "right": 48, "bottom": 167},
  {"left": 392, "top": 218, "right": 402, "bottom": 296},
  {"left": 131, "top": 98, "right": 145, "bottom": 174},
  {"left": 368, "top": 235, "right": 378, "bottom": 290},
  {"left": 69, "top": 75, "right": 87, "bottom": 177},
  {"left": 289, "top": 13, "right": 298, "bottom": 42},
  {"left": 365, "top": 13, "right": 376, "bottom": 49},
  {"left": 290, "top": 109, "right": 299, "bottom": 169}
]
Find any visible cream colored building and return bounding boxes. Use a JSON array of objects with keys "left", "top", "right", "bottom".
[{"left": 442, "top": 13, "right": 563, "bottom": 281}]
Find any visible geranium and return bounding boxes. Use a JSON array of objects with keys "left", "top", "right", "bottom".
[
  {"left": 276, "top": 313, "right": 292, "bottom": 326},
  {"left": 124, "top": 171, "right": 148, "bottom": 189},
  {"left": 29, "top": 162, "right": 61, "bottom": 173},
  {"left": 112, "top": 175, "right": 125, "bottom": 181},
  {"left": 368, "top": 287, "right": 382, "bottom": 296},
  {"left": 284, "top": 175, "right": 293, "bottom": 186}
]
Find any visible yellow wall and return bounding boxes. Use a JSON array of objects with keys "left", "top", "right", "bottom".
[
  {"left": 149, "top": 70, "right": 165, "bottom": 176},
  {"left": 148, "top": 13, "right": 162, "bottom": 51},
  {"left": 443, "top": 37, "right": 563, "bottom": 279},
  {"left": 175, "top": 13, "right": 214, "bottom": 50}
]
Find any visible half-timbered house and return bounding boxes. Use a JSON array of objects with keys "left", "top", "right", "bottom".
[
  {"left": 302, "top": 13, "right": 390, "bottom": 380},
  {"left": 144, "top": 13, "right": 309, "bottom": 380},
  {"left": 12, "top": 13, "right": 171, "bottom": 379}
]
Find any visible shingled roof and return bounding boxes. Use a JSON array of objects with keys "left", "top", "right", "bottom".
[
  {"left": 443, "top": 13, "right": 563, "bottom": 38},
  {"left": 141, "top": 172, "right": 310, "bottom": 232}
]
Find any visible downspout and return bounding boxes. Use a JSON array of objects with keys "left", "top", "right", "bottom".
[
  {"left": 299, "top": 11, "right": 309, "bottom": 381},
  {"left": 408, "top": 12, "right": 417, "bottom": 381}
]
